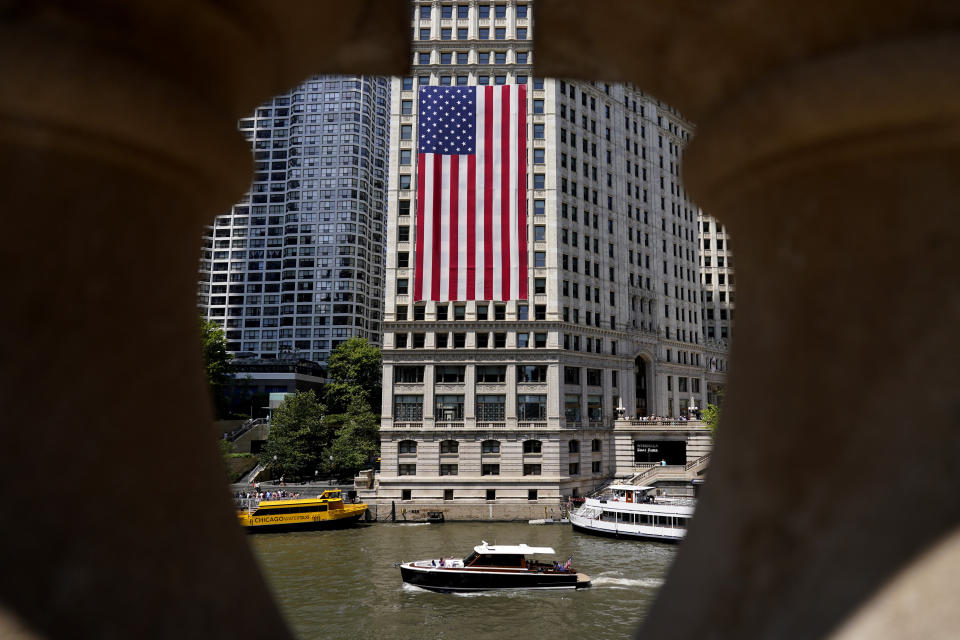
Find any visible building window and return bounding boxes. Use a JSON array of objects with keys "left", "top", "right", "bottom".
[
  {"left": 401, "top": 100, "right": 413, "bottom": 115},
  {"left": 440, "top": 439, "right": 459, "bottom": 454},
  {"left": 517, "top": 27, "right": 528, "bottom": 39},
  {"left": 523, "top": 439, "right": 542, "bottom": 454},
  {"left": 517, "top": 364, "right": 547, "bottom": 382},
  {"left": 534, "top": 199, "right": 545, "bottom": 215},
  {"left": 399, "top": 464, "right": 416, "bottom": 476},
  {"left": 394, "top": 366, "right": 424, "bottom": 383},
  {"left": 587, "top": 395, "right": 603, "bottom": 422},
  {"left": 528, "top": 489, "right": 538, "bottom": 501},
  {"left": 533, "top": 124, "right": 544, "bottom": 139},
  {"left": 440, "top": 464, "right": 458, "bottom": 476},
  {"left": 533, "top": 148, "right": 545, "bottom": 164},
  {"left": 523, "top": 464, "right": 542, "bottom": 476},
  {"left": 592, "top": 460, "right": 601, "bottom": 473},
  {"left": 534, "top": 252, "right": 546, "bottom": 267},
  {"left": 476, "top": 365, "right": 506, "bottom": 382},
  {"left": 518, "top": 395, "right": 547, "bottom": 420},
  {"left": 586, "top": 368, "right": 602, "bottom": 386},
  {"left": 591, "top": 438, "right": 601, "bottom": 452},
  {"left": 394, "top": 395, "right": 423, "bottom": 421},
  {"left": 569, "top": 440, "right": 580, "bottom": 453},
  {"left": 435, "top": 365, "right": 466, "bottom": 383},
  {"left": 564, "top": 366, "right": 581, "bottom": 385},
  {"left": 565, "top": 395, "right": 581, "bottom": 422},
  {"left": 444, "top": 489, "right": 454, "bottom": 501},
  {"left": 569, "top": 463, "right": 580, "bottom": 475},
  {"left": 533, "top": 173, "right": 545, "bottom": 189},
  {"left": 495, "top": 27, "right": 506, "bottom": 39},
  {"left": 482, "top": 464, "right": 500, "bottom": 476},
  {"left": 398, "top": 440, "right": 417, "bottom": 454},
  {"left": 402, "top": 489, "right": 412, "bottom": 500},
  {"left": 486, "top": 489, "right": 496, "bottom": 500},
  {"left": 481, "top": 439, "right": 500, "bottom": 454},
  {"left": 477, "top": 395, "right": 506, "bottom": 421},
  {"left": 435, "top": 395, "right": 465, "bottom": 421},
  {"left": 419, "top": 29, "right": 430, "bottom": 40},
  {"left": 398, "top": 175, "right": 411, "bottom": 190},
  {"left": 396, "top": 278, "right": 409, "bottom": 294}
]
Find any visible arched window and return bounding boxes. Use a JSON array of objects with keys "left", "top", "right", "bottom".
[
  {"left": 398, "top": 440, "right": 417, "bottom": 454},
  {"left": 591, "top": 438, "right": 602, "bottom": 452},
  {"left": 568, "top": 439, "right": 580, "bottom": 453},
  {"left": 439, "top": 439, "right": 459, "bottom": 454},
  {"left": 523, "top": 439, "right": 542, "bottom": 454},
  {"left": 481, "top": 439, "right": 500, "bottom": 454}
]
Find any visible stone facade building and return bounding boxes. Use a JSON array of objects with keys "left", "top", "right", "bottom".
[
  {"left": 198, "top": 75, "right": 390, "bottom": 367},
  {"left": 375, "top": 0, "right": 726, "bottom": 510}
]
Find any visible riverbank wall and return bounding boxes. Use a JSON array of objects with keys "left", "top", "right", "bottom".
[{"left": 361, "top": 499, "right": 566, "bottom": 522}]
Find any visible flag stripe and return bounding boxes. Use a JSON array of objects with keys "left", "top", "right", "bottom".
[
  {"left": 448, "top": 156, "right": 459, "bottom": 301},
  {"left": 467, "top": 152, "right": 477, "bottom": 298},
  {"left": 431, "top": 155, "right": 443, "bottom": 299},
  {"left": 517, "top": 84, "right": 528, "bottom": 299},
  {"left": 499, "top": 86, "right": 510, "bottom": 300},
  {"left": 483, "top": 86, "right": 494, "bottom": 300},
  {"left": 413, "top": 153, "right": 426, "bottom": 300}
]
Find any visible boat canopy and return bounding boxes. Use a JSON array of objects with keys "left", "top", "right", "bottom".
[
  {"left": 475, "top": 541, "right": 556, "bottom": 555},
  {"left": 609, "top": 485, "right": 656, "bottom": 492}
]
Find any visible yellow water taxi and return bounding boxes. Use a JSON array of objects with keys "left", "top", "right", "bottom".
[{"left": 237, "top": 489, "right": 368, "bottom": 533}]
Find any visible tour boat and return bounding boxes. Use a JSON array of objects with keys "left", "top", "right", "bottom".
[
  {"left": 399, "top": 541, "right": 591, "bottom": 592},
  {"left": 569, "top": 484, "right": 694, "bottom": 543},
  {"left": 237, "top": 489, "right": 367, "bottom": 533}
]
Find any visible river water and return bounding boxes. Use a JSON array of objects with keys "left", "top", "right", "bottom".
[{"left": 249, "top": 521, "right": 675, "bottom": 640}]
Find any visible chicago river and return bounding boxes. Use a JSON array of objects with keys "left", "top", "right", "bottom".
[{"left": 250, "top": 521, "right": 675, "bottom": 640}]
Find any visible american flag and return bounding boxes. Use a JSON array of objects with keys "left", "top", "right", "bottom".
[{"left": 413, "top": 85, "right": 528, "bottom": 302}]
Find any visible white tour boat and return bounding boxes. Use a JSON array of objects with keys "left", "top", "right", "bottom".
[{"left": 569, "top": 484, "right": 694, "bottom": 543}]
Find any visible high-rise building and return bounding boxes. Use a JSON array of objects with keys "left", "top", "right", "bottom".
[
  {"left": 376, "top": 0, "right": 726, "bottom": 510},
  {"left": 698, "top": 210, "right": 734, "bottom": 406},
  {"left": 198, "top": 75, "right": 391, "bottom": 367}
]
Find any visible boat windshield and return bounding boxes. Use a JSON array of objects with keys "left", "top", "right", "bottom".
[{"left": 465, "top": 553, "right": 525, "bottom": 567}]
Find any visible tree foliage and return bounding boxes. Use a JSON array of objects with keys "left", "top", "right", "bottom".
[
  {"left": 702, "top": 403, "right": 721, "bottom": 439},
  {"left": 258, "top": 390, "right": 330, "bottom": 479},
  {"left": 322, "top": 398, "right": 380, "bottom": 480},
  {"left": 326, "top": 337, "right": 382, "bottom": 412},
  {"left": 256, "top": 340, "right": 383, "bottom": 482},
  {"left": 200, "top": 318, "right": 232, "bottom": 417}
]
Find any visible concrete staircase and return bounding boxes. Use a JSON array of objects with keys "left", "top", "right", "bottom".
[{"left": 624, "top": 453, "right": 712, "bottom": 486}]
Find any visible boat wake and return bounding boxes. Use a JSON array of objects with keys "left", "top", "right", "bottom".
[
  {"left": 395, "top": 522, "right": 431, "bottom": 526},
  {"left": 401, "top": 583, "right": 431, "bottom": 593},
  {"left": 590, "top": 573, "right": 664, "bottom": 589}
]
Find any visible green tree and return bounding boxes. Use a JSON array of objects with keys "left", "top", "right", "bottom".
[
  {"left": 326, "top": 337, "right": 382, "bottom": 412},
  {"left": 702, "top": 403, "right": 721, "bottom": 439},
  {"left": 258, "top": 390, "right": 331, "bottom": 480},
  {"left": 321, "top": 398, "right": 380, "bottom": 480},
  {"left": 200, "top": 318, "right": 232, "bottom": 417}
]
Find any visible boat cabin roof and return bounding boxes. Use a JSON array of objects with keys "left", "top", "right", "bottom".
[
  {"left": 609, "top": 484, "right": 656, "bottom": 492},
  {"left": 474, "top": 541, "right": 555, "bottom": 555}
]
